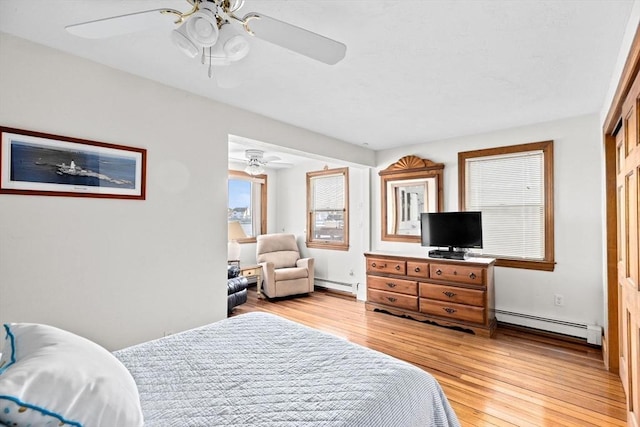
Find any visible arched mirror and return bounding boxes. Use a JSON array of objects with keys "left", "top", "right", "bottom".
[{"left": 380, "top": 155, "right": 444, "bottom": 242}]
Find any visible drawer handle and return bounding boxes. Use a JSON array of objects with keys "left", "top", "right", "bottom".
[
  {"left": 469, "top": 273, "right": 476, "bottom": 280},
  {"left": 395, "top": 265, "right": 401, "bottom": 271},
  {"left": 443, "top": 291, "right": 456, "bottom": 298},
  {"left": 443, "top": 307, "right": 457, "bottom": 314},
  {"left": 387, "top": 297, "right": 397, "bottom": 303},
  {"left": 371, "top": 262, "right": 387, "bottom": 269},
  {"left": 386, "top": 283, "right": 396, "bottom": 288},
  {"left": 414, "top": 267, "right": 421, "bottom": 272},
  {"left": 435, "top": 269, "right": 442, "bottom": 275}
]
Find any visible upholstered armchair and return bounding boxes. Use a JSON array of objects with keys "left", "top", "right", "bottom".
[{"left": 256, "top": 233, "right": 314, "bottom": 298}]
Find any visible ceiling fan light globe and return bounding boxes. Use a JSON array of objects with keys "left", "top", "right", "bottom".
[
  {"left": 245, "top": 163, "right": 264, "bottom": 175},
  {"left": 224, "top": 35, "right": 250, "bottom": 62},
  {"left": 171, "top": 26, "right": 199, "bottom": 58},
  {"left": 186, "top": 7, "right": 219, "bottom": 47}
]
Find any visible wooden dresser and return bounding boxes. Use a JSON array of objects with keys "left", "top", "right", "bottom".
[{"left": 365, "top": 252, "right": 496, "bottom": 337}]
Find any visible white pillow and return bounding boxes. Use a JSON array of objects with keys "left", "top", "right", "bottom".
[{"left": 0, "top": 323, "right": 144, "bottom": 427}]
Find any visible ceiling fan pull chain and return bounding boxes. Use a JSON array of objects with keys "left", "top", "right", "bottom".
[{"left": 208, "top": 46, "right": 214, "bottom": 79}]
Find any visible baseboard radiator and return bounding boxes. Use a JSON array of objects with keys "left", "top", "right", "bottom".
[
  {"left": 314, "top": 278, "right": 356, "bottom": 294},
  {"left": 495, "top": 309, "right": 602, "bottom": 345}
]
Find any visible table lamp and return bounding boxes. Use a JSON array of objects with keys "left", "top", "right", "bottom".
[{"left": 228, "top": 221, "right": 246, "bottom": 262}]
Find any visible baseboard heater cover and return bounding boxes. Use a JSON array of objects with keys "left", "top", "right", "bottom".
[
  {"left": 314, "top": 278, "right": 355, "bottom": 293},
  {"left": 495, "top": 309, "right": 601, "bottom": 344}
]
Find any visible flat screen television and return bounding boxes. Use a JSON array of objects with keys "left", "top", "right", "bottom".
[{"left": 420, "top": 211, "right": 483, "bottom": 259}]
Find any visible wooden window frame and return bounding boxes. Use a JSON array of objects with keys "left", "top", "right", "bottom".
[
  {"left": 458, "top": 141, "right": 555, "bottom": 271},
  {"left": 228, "top": 170, "right": 267, "bottom": 243},
  {"left": 306, "top": 167, "right": 349, "bottom": 251}
]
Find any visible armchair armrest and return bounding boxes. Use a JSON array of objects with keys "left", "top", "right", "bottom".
[
  {"left": 258, "top": 261, "right": 276, "bottom": 297},
  {"left": 228, "top": 265, "right": 240, "bottom": 279},
  {"left": 296, "top": 257, "right": 315, "bottom": 291}
]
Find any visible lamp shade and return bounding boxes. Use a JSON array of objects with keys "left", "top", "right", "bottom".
[
  {"left": 228, "top": 221, "right": 247, "bottom": 261},
  {"left": 228, "top": 221, "right": 247, "bottom": 240}
]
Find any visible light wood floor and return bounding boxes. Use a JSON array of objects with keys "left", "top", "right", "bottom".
[{"left": 232, "top": 288, "right": 626, "bottom": 427}]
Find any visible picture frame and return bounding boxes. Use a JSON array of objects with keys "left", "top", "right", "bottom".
[{"left": 0, "top": 127, "right": 146, "bottom": 200}]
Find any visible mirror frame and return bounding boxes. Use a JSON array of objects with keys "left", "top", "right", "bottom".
[{"left": 380, "top": 155, "right": 444, "bottom": 243}]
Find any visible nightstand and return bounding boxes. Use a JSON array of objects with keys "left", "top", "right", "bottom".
[{"left": 238, "top": 265, "right": 263, "bottom": 298}]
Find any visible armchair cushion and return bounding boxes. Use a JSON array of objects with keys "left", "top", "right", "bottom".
[
  {"left": 264, "top": 251, "right": 300, "bottom": 269},
  {"left": 275, "top": 267, "right": 308, "bottom": 281}
]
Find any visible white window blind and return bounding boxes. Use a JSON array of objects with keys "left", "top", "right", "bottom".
[
  {"left": 466, "top": 150, "right": 545, "bottom": 260},
  {"left": 312, "top": 174, "right": 344, "bottom": 210}
]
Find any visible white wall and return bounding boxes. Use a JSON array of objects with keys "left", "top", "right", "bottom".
[
  {"left": 600, "top": 0, "right": 640, "bottom": 123},
  {"left": 598, "top": 0, "right": 640, "bottom": 336},
  {"left": 0, "top": 34, "right": 373, "bottom": 350},
  {"left": 275, "top": 159, "right": 371, "bottom": 300},
  {"left": 373, "top": 114, "right": 604, "bottom": 337}
]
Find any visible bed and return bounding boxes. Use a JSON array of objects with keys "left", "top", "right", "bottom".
[
  {"left": 0, "top": 312, "right": 459, "bottom": 427},
  {"left": 114, "top": 312, "right": 460, "bottom": 426}
]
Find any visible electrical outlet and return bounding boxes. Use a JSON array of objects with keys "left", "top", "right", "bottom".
[{"left": 554, "top": 294, "right": 564, "bottom": 306}]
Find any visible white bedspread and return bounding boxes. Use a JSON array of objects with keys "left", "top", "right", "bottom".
[{"left": 114, "top": 312, "right": 460, "bottom": 427}]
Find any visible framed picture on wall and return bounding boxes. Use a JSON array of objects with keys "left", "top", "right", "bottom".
[{"left": 0, "top": 126, "right": 146, "bottom": 200}]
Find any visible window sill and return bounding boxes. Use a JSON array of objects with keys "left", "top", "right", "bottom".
[
  {"left": 493, "top": 258, "right": 556, "bottom": 272},
  {"left": 306, "top": 241, "right": 349, "bottom": 251}
]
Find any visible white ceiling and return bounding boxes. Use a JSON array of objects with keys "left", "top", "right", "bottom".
[{"left": 0, "top": 0, "right": 635, "bottom": 151}]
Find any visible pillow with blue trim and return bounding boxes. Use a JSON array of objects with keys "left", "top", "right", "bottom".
[{"left": 0, "top": 323, "right": 143, "bottom": 427}]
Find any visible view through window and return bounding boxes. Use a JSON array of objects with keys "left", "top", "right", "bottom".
[{"left": 228, "top": 171, "right": 266, "bottom": 240}]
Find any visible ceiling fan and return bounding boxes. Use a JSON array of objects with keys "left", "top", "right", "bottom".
[
  {"left": 65, "top": 0, "right": 347, "bottom": 80},
  {"left": 230, "top": 149, "right": 291, "bottom": 175}
]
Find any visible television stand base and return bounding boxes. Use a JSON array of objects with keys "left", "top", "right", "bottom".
[{"left": 428, "top": 249, "right": 467, "bottom": 260}]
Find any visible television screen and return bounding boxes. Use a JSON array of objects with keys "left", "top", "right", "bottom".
[{"left": 420, "top": 211, "right": 483, "bottom": 249}]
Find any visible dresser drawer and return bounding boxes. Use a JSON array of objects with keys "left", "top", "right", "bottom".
[
  {"left": 419, "top": 283, "right": 485, "bottom": 307},
  {"left": 367, "top": 257, "right": 406, "bottom": 275},
  {"left": 369, "top": 289, "right": 418, "bottom": 311},
  {"left": 368, "top": 276, "right": 418, "bottom": 296},
  {"left": 419, "top": 299, "right": 485, "bottom": 323},
  {"left": 429, "top": 263, "right": 484, "bottom": 286},
  {"left": 406, "top": 261, "right": 429, "bottom": 278}
]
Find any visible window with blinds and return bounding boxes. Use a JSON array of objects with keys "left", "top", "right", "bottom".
[
  {"left": 306, "top": 167, "right": 349, "bottom": 250},
  {"left": 459, "top": 141, "right": 555, "bottom": 271}
]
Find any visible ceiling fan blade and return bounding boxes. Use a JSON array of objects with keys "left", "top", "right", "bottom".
[
  {"left": 65, "top": 9, "right": 175, "bottom": 39},
  {"left": 242, "top": 13, "right": 346, "bottom": 65},
  {"left": 229, "top": 156, "right": 247, "bottom": 163}
]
